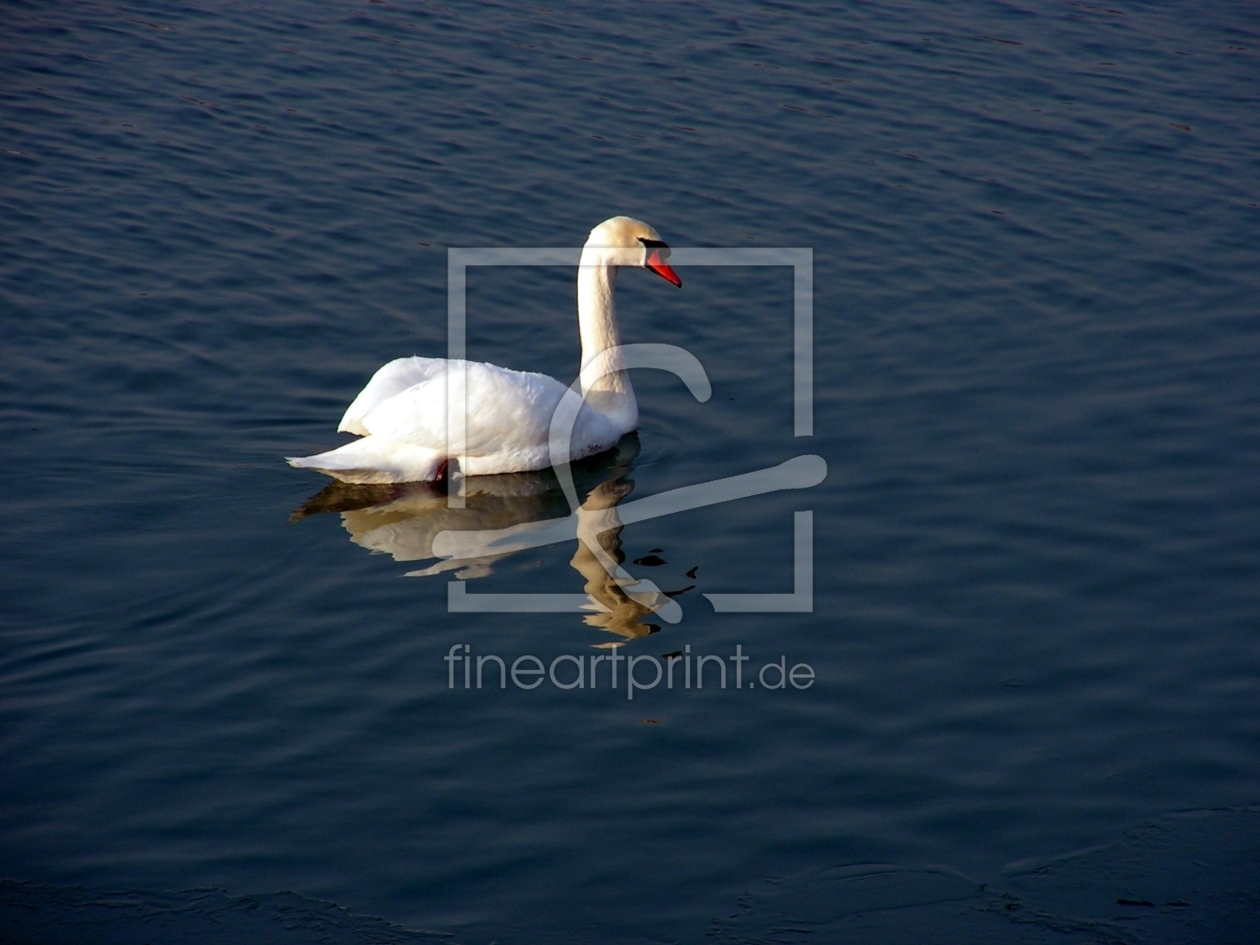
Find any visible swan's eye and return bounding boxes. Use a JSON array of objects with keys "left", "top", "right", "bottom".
[{"left": 638, "top": 237, "right": 671, "bottom": 260}]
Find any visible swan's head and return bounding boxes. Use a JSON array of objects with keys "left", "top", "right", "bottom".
[{"left": 584, "top": 216, "right": 682, "bottom": 287}]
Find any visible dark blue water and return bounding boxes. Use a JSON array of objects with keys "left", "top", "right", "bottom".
[{"left": 3, "top": 1, "right": 1259, "bottom": 942}]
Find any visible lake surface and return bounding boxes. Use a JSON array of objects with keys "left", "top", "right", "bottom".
[{"left": 3, "top": 1, "right": 1259, "bottom": 942}]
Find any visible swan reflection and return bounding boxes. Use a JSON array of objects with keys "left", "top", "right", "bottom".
[{"left": 290, "top": 437, "right": 684, "bottom": 642}]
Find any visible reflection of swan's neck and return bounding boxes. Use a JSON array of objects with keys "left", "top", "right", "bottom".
[
  {"left": 577, "top": 249, "right": 637, "bottom": 433},
  {"left": 572, "top": 480, "right": 662, "bottom": 639}
]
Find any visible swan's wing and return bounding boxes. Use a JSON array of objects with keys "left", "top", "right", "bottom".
[
  {"left": 339, "top": 357, "right": 448, "bottom": 435},
  {"left": 361, "top": 362, "right": 564, "bottom": 455},
  {"left": 361, "top": 361, "right": 618, "bottom": 459}
]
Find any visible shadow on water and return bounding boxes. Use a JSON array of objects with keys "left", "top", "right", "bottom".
[{"left": 289, "top": 434, "right": 693, "bottom": 642}]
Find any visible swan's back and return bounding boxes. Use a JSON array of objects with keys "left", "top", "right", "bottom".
[{"left": 296, "top": 357, "right": 622, "bottom": 480}]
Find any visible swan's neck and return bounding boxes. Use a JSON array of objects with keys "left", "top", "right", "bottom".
[{"left": 577, "top": 250, "right": 638, "bottom": 433}]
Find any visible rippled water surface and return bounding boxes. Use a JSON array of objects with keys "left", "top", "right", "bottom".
[{"left": 3, "top": 1, "right": 1259, "bottom": 942}]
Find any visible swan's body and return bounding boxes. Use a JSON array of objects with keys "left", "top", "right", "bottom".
[{"left": 288, "top": 216, "right": 681, "bottom": 484}]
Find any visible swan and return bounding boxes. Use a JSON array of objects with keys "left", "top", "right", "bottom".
[{"left": 288, "top": 216, "right": 682, "bottom": 484}]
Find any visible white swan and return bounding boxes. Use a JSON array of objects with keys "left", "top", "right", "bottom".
[{"left": 288, "top": 216, "right": 682, "bottom": 484}]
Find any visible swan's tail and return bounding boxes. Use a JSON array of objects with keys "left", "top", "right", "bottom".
[{"left": 287, "top": 437, "right": 446, "bottom": 484}]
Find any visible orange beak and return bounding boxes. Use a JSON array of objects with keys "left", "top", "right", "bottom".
[{"left": 646, "top": 249, "right": 682, "bottom": 287}]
